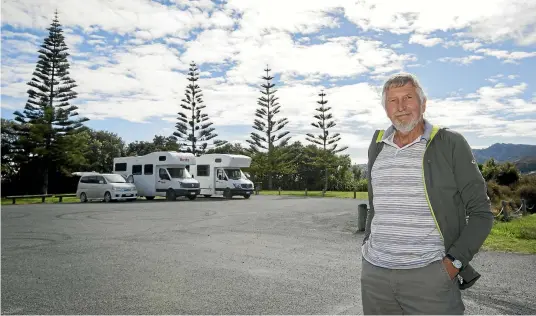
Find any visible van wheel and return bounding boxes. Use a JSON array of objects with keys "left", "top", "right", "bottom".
[
  {"left": 244, "top": 194, "right": 251, "bottom": 199},
  {"left": 166, "top": 189, "right": 176, "bottom": 201},
  {"left": 224, "top": 188, "right": 232, "bottom": 199},
  {"left": 187, "top": 195, "right": 197, "bottom": 201},
  {"left": 145, "top": 196, "right": 155, "bottom": 200},
  {"left": 80, "top": 193, "right": 88, "bottom": 203},
  {"left": 203, "top": 195, "right": 212, "bottom": 198},
  {"left": 104, "top": 192, "right": 112, "bottom": 203}
]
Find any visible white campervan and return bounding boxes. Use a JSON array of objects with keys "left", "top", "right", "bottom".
[
  {"left": 191, "top": 154, "right": 254, "bottom": 199},
  {"left": 113, "top": 151, "right": 200, "bottom": 201}
]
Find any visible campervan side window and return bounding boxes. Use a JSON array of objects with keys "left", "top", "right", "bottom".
[
  {"left": 115, "top": 163, "right": 127, "bottom": 171},
  {"left": 132, "top": 165, "right": 142, "bottom": 175},
  {"left": 144, "top": 164, "right": 153, "bottom": 175},
  {"left": 159, "top": 156, "right": 166, "bottom": 161},
  {"left": 197, "top": 165, "right": 209, "bottom": 176}
]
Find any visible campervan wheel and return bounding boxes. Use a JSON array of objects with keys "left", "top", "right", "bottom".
[{"left": 166, "top": 189, "right": 176, "bottom": 201}]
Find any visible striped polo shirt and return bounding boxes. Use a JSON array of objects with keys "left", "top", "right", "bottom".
[{"left": 362, "top": 120, "right": 445, "bottom": 269}]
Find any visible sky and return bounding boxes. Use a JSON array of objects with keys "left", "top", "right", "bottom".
[{"left": 1, "top": 0, "right": 536, "bottom": 164}]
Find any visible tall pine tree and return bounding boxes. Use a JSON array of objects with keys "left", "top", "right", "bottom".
[
  {"left": 174, "top": 62, "right": 226, "bottom": 156},
  {"left": 306, "top": 89, "right": 347, "bottom": 192},
  {"left": 13, "top": 11, "right": 89, "bottom": 194},
  {"left": 246, "top": 66, "right": 291, "bottom": 190}
]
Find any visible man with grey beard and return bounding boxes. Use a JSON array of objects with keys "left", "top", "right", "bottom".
[{"left": 361, "top": 73, "right": 493, "bottom": 315}]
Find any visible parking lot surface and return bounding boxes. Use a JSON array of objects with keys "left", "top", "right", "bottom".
[{"left": 2, "top": 195, "right": 536, "bottom": 314}]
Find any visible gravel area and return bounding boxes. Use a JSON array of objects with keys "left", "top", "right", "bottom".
[{"left": 2, "top": 195, "right": 535, "bottom": 314}]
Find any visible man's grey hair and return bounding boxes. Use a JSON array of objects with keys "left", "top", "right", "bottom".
[{"left": 381, "top": 73, "right": 427, "bottom": 109}]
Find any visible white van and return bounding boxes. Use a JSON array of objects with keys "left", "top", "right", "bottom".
[
  {"left": 74, "top": 172, "right": 138, "bottom": 202},
  {"left": 113, "top": 151, "right": 200, "bottom": 201},
  {"left": 190, "top": 154, "right": 254, "bottom": 199}
]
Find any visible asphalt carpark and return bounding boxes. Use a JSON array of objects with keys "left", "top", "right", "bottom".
[{"left": 2, "top": 195, "right": 535, "bottom": 315}]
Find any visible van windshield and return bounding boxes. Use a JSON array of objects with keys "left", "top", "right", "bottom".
[
  {"left": 167, "top": 167, "right": 191, "bottom": 179},
  {"left": 104, "top": 174, "right": 127, "bottom": 183},
  {"left": 224, "top": 168, "right": 243, "bottom": 180}
]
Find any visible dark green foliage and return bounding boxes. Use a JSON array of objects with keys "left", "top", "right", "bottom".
[
  {"left": 11, "top": 12, "right": 89, "bottom": 194},
  {"left": 126, "top": 135, "right": 180, "bottom": 157},
  {"left": 246, "top": 66, "right": 291, "bottom": 189},
  {"left": 173, "top": 62, "right": 226, "bottom": 156}
]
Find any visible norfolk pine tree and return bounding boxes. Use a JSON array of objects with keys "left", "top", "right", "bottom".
[
  {"left": 246, "top": 66, "right": 291, "bottom": 190},
  {"left": 174, "top": 62, "right": 226, "bottom": 156},
  {"left": 306, "top": 89, "right": 348, "bottom": 193},
  {"left": 12, "top": 11, "right": 89, "bottom": 194}
]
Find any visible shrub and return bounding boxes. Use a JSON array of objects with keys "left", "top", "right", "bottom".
[
  {"left": 517, "top": 184, "right": 536, "bottom": 211},
  {"left": 496, "top": 162, "right": 520, "bottom": 186}
]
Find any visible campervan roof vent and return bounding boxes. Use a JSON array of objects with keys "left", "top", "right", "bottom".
[
  {"left": 215, "top": 158, "right": 222, "bottom": 163},
  {"left": 159, "top": 156, "right": 166, "bottom": 161}
]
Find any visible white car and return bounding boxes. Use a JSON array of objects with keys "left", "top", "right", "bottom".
[{"left": 75, "top": 172, "right": 138, "bottom": 202}]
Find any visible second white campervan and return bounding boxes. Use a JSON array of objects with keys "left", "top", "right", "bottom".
[
  {"left": 113, "top": 151, "right": 200, "bottom": 201},
  {"left": 191, "top": 154, "right": 254, "bottom": 199}
]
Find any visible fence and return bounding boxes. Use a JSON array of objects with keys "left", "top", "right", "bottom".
[{"left": 494, "top": 199, "right": 534, "bottom": 221}]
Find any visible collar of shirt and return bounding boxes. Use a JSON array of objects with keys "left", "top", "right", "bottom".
[{"left": 382, "top": 119, "right": 433, "bottom": 149}]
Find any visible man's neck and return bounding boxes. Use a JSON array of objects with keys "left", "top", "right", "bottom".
[{"left": 394, "top": 120, "right": 425, "bottom": 148}]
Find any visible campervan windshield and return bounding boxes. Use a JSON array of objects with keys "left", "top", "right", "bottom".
[
  {"left": 104, "top": 174, "right": 127, "bottom": 183},
  {"left": 224, "top": 168, "right": 246, "bottom": 180},
  {"left": 167, "top": 167, "right": 191, "bottom": 179}
]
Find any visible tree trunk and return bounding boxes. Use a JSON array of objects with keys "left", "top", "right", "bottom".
[
  {"left": 42, "top": 164, "right": 49, "bottom": 195},
  {"left": 268, "top": 172, "right": 273, "bottom": 190},
  {"left": 324, "top": 166, "right": 328, "bottom": 192}
]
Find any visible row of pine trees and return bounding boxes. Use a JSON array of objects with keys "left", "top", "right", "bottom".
[{"left": 3, "top": 13, "right": 358, "bottom": 195}]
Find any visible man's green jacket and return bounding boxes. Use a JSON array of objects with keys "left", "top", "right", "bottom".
[{"left": 364, "top": 125, "right": 494, "bottom": 290}]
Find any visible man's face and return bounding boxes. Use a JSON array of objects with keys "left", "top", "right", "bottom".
[{"left": 384, "top": 83, "right": 425, "bottom": 133}]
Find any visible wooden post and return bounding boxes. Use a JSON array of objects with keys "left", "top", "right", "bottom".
[
  {"left": 12, "top": 198, "right": 16, "bottom": 204},
  {"left": 305, "top": 188, "right": 308, "bottom": 196},
  {"left": 502, "top": 200, "right": 510, "bottom": 221},
  {"left": 357, "top": 204, "right": 368, "bottom": 232},
  {"left": 521, "top": 199, "right": 527, "bottom": 216},
  {"left": 322, "top": 189, "right": 325, "bottom": 197},
  {"left": 353, "top": 190, "right": 356, "bottom": 199},
  {"left": 41, "top": 196, "right": 46, "bottom": 203},
  {"left": 278, "top": 187, "right": 281, "bottom": 195}
]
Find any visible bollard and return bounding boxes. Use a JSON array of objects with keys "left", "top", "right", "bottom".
[
  {"left": 278, "top": 187, "right": 281, "bottom": 195},
  {"left": 353, "top": 190, "right": 356, "bottom": 199},
  {"left": 357, "top": 204, "right": 368, "bottom": 231}
]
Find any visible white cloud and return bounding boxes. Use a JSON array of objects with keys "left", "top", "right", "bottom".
[
  {"left": 342, "top": 0, "right": 536, "bottom": 45},
  {"left": 438, "top": 55, "right": 484, "bottom": 65},
  {"left": 409, "top": 34, "right": 443, "bottom": 47},
  {"left": 475, "top": 48, "right": 536, "bottom": 63}
]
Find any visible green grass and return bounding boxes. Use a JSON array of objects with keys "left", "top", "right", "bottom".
[
  {"left": 483, "top": 214, "right": 536, "bottom": 254},
  {"left": 259, "top": 190, "right": 369, "bottom": 200}
]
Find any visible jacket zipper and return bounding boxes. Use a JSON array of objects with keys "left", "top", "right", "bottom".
[{"left": 422, "top": 138, "right": 444, "bottom": 241}]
